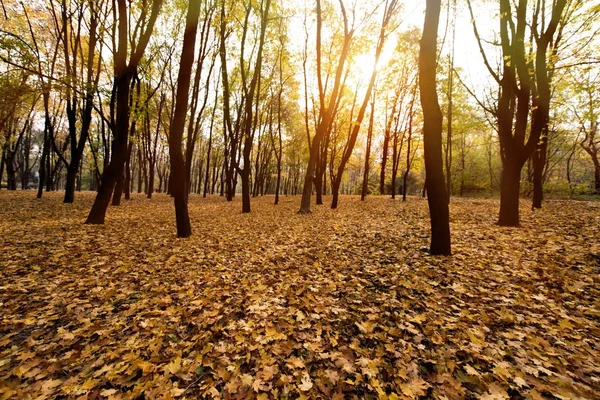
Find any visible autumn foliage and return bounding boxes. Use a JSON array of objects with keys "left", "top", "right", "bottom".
[{"left": 0, "top": 192, "right": 598, "bottom": 399}]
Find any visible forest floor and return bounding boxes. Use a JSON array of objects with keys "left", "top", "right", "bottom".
[{"left": 0, "top": 191, "right": 599, "bottom": 400}]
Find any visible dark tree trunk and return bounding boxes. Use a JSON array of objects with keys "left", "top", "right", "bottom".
[
  {"left": 380, "top": 130, "right": 389, "bottom": 195},
  {"left": 6, "top": 157, "right": 16, "bottom": 190},
  {"left": 124, "top": 142, "right": 133, "bottom": 200},
  {"left": 531, "top": 136, "right": 547, "bottom": 209},
  {"left": 0, "top": 147, "right": 6, "bottom": 190},
  {"left": 203, "top": 91, "right": 218, "bottom": 197},
  {"left": 85, "top": 0, "right": 162, "bottom": 224},
  {"left": 419, "top": 0, "right": 451, "bottom": 255},
  {"left": 241, "top": 170, "right": 251, "bottom": 213},
  {"left": 361, "top": 100, "right": 375, "bottom": 201},
  {"left": 595, "top": 163, "right": 600, "bottom": 193},
  {"left": 403, "top": 102, "right": 414, "bottom": 202},
  {"left": 498, "top": 159, "right": 521, "bottom": 226},
  {"left": 64, "top": 164, "right": 78, "bottom": 202},
  {"left": 137, "top": 148, "right": 143, "bottom": 193},
  {"left": 168, "top": 0, "right": 199, "bottom": 237},
  {"left": 331, "top": 179, "right": 341, "bottom": 209},
  {"left": 315, "top": 159, "right": 324, "bottom": 205},
  {"left": 112, "top": 163, "right": 125, "bottom": 206},
  {"left": 299, "top": 0, "right": 350, "bottom": 214}
]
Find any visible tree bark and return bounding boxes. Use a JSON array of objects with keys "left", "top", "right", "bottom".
[
  {"left": 498, "top": 158, "right": 521, "bottom": 225},
  {"left": 419, "top": 0, "right": 451, "bottom": 255},
  {"left": 167, "top": 0, "right": 200, "bottom": 237},
  {"left": 85, "top": 0, "right": 162, "bottom": 224}
]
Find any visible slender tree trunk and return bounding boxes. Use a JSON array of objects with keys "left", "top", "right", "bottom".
[
  {"left": 420, "top": 0, "right": 451, "bottom": 255},
  {"left": 168, "top": 0, "right": 200, "bottom": 237},
  {"left": 531, "top": 136, "right": 547, "bottom": 208},
  {"left": 380, "top": 131, "right": 389, "bottom": 195},
  {"left": 137, "top": 148, "right": 143, "bottom": 193},
  {"left": 124, "top": 142, "right": 133, "bottom": 200},
  {"left": 85, "top": 0, "right": 162, "bottom": 224},
  {"left": 361, "top": 100, "right": 375, "bottom": 201},
  {"left": 112, "top": 164, "right": 125, "bottom": 205},
  {"left": 331, "top": 178, "right": 341, "bottom": 209},
  {"left": 0, "top": 147, "right": 6, "bottom": 190},
  {"left": 402, "top": 103, "right": 414, "bottom": 201},
  {"left": 594, "top": 162, "right": 600, "bottom": 193},
  {"left": 203, "top": 89, "right": 218, "bottom": 197}
]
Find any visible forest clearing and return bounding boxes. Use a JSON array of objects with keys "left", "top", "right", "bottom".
[{"left": 1, "top": 192, "right": 598, "bottom": 399}]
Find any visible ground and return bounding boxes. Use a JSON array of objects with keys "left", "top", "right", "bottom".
[{"left": 0, "top": 191, "right": 598, "bottom": 400}]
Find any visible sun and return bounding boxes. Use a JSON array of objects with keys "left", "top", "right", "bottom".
[{"left": 351, "top": 42, "right": 397, "bottom": 83}]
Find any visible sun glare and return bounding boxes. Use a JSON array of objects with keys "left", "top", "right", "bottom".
[{"left": 352, "top": 42, "right": 397, "bottom": 83}]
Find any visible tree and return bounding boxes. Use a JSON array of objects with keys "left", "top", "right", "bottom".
[
  {"left": 419, "top": 0, "right": 451, "bottom": 255},
  {"left": 50, "top": 0, "right": 103, "bottom": 203},
  {"left": 576, "top": 70, "right": 600, "bottom": 192},
  {"left": 361, "top": 96, "right": 375, "bottom": 200},
  {"left": 530, "top": 0, "right": 569, "bottom": 209},
  {"left": 330, "top": 0, "right": 398, "bottom": 209},
  {"left": 85, "top": 0, "right": 163, "bottom": 224},
  {"left": 468, "top": 0, "right": 566, "bottom": 226},
  {"left": 168, "top": 0, "right": 202, "bottom": 238},
  {"left": 298, "top": 0, "right": 357, "bottom": 213}
]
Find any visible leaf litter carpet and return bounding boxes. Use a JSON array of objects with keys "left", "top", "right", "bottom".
[{"left": 0, "top": 192, "right": 598, "bottom": 399}]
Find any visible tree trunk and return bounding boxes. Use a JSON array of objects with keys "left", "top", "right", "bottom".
[
  {"left": 595, "top": 162, "right": 600, "bottom": 193},
  {"left": 361, "top": 100, "right": 375, "bottom": 201},
  {"left": 498, "top": 159, "right": 521, "bottom": 226},
  {"left": 168, "top": 0, "right": 200, "bottom": 237},
  {"left": 315, "top": 160, "right": 324, "bottom": 205},
  {"left": 419, "top": 0, "right": 451, "bottom": 255},
  {"left": 124, "top": 142, "right": 133, "bottom": 200},
  {"left": 112, "top": 164, "right": 125, "bottom": 206},
  {"left": 380, "top": 131, "right": 389, "bottom": 195},
  {"left": 85, "top": 0, "right": 161, "bottom": 224},
  {"left": 241, "top": 170, "right": 251, "bottom": 213},
  {"left": 64, "top": 164, "right": 78, "bottom": 203},
  {"left": 0, "top": 147, "right": 6, "bottom": 190},
  {"left": 137, "top": 148, "right": 143, "bottom": 193},
  {"left": 531, "top": 136, "right": 547, "bottom": 209},
  {"left": 6, "top": 157, "right": 17, "bottom": 190},
  {"left": 331, "top": 178, "right": 341, "bottom": 209},
  {"left": 402, "top": 106, "right": 413, "bottom": 202}
]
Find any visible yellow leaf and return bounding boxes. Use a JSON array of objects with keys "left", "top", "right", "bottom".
[
  {"left": 137, "top": 360, "right": 155, "bottom": 374},
  {"left": 298, "top": 372, "right": 313, "bottom": 391},
  {"left": 558, "top": 319, "right": 574, "bottom": 329},
  {"left": 513, "top": 376, "right": 527, "bottom": 388},
  {"left": 410, "top": 313, "right": 427, "bottom": 325},
  {"left": 81, "top": 378, "right": 100, "bottom": 390},
  {"left": 240, "top": 373, "right": 253, "bottom": 387},
  {"left": 41, "top": 379, "right": 62, "bottom": 393},
  {"left": 464, "top": 364, "right": 481, "bottom": 376},
  {"left": 167, "top": 357, "right": 182, "bottom": 375}
]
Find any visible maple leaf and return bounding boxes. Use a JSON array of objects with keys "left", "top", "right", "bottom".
[
  {"left": 240, "top": 373, "right": 253, "bottom": 387},
  {"left": 512, "top": 376, "right": 528, "bottom": 388},
  {"left": 480, "top": 383, "right": 509, "bottom": 399},
  {"left": 464, "top": 364, "right": 481, "bottom": 376},
  {"left": 298, "top": 372, "right": 313, "bottom": 391},
  {"left": 286, "top": 356, "right": 305, "bottom": 369},
  {"left": 41, "top": 379, "right": 62, "bottom": 393},
  {"left": 166, "top": 357, "right": 182, "bottom": 375},
  {"left": 399, "top": 377, "right": 429, "bottom": 398}
]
